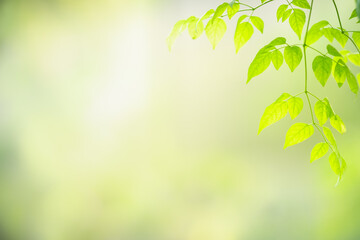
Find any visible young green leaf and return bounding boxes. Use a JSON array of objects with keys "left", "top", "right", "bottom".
[
  {"left": 322, "top": 28, "right": 335, "bottom": 42},
  {"left": 258, "top": 98, "right": 288, "bottom": 134},
  {"left": 188, "top": 18, "right": 204, "bottom": 39},
  {"left": 311, "top": 142, "right": 329, "bottom": 162},
  {"left": 329, "top": 152, "right": 346, "bottom": 177},
  {"left": 348, "top": 54, "right": 360, "bottom": 66},
  {"left": 271, "top": 49, "right": 284, "bottom": 70},
  {"left": 247, "top": 46, "right": 273, "bottom": 82},
  {"left": 213, "top": 3, "right": 229, "bottom": 19},
  {"left": 350, "top": 9, "right": 357, "bottom": 19},
  {"left": 275, "top": 93, "right": 292, "bottom": 102},
  {"left": 323, "top": 126, "right": 337, "bottom": 147},
  {"left": 284, "top": 123, "right": 314, "bottom": 149},
  {"left": 333, "top": 60, "right": 347, "bottom": 87},
  {"left": 282, "top": 9, "right": 293, "bottom": 22},
  {"left": 291, "top": 0, "right": 310, "bottom": 9},
  {"left": 312, "top": 56, "right": 332, "bottom": 86},
  {"left": 346, "top": 69, "right": 359, "bottom": 94},
  {"left": 200, "top": 9, "right": 215, "bottom": 21},
  {"left": 289, "top": 9, "right": 306, "bottom": 39},
  {"left": 234, "top": 20, "right": 254, "bottom": 53},
  {"left": 166, "top": 20, "right": 187, "bottom": 51},
  {"left": 250, "top": 16, "right": 264, "bottom": 33},
  {"left": 330, "top": 115, "right": 346, "bottom": 134},
  {"left": 315, "top": 100, "right": 331, "bottom": 125},
  {"left": 268, "top": 37, "right": 287, "bottom": 46},
  {"left": 277, "top": 4, "right": 289, "bottom": 21},
  {"left": 353, "top": 32, "right": 360, "bottom": 48},
  {"left": 327, "top": 45, "right": 342, "bottom": 57},
  {"left": 331, "top": 29, "right": 348, "bottom": 48},
  {"left": 205, "top": 18, "right": 227, "bottom": 50},
  {"left": 287, "top": 97, "right": 303, "bottom": 119},
  {"left": 306, "top": 21, "right": 329, "bottom": 45},
  {"left": 227, "top": 2, "right": 240, "bottom": 20},
  {"left": 284, "top": 46, "right": 303, "bottom": 72}
]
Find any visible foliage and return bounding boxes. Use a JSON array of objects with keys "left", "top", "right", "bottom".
[{"left": 167, "top": 0, "right": 360, "bottom": 185}]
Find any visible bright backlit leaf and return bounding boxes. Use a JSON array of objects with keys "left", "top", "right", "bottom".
[
  {"left": 312, "top": 55, "right": 332, "bottom": 86},
  {"left": 331, "top": 29, "right": 348, "bottom": 48},
  {"left": 287, "top": 97, "right": 303, "bottom": 119},
  {"left": 277, "top": 4, "right": 288, "bottom": 21},
  {"left": 333, "top": 60, "right": 347, "bottom": 87},
  {"left": 250, "top": 16, "right": 264, "bottom": 33},
  {"left": 284, "top": 123, "right": 314, "bottom": 149},
  {"left": 289, "top": 9, "right": 306, "bottom": 39},
  {"left": 188, "top": 18, "right": 204, "bottom": 39},
  {"left": 346, "top": 69, "right": 359, "bottom": 94},
  {"left": 258, "top": 97, "right": 288, "bottom": 134},
  {"left": 330, "top": 115, "right": 346, "bottom": 134},
  {"left": 227, "top": 3, "right": 240, "bottom": 19},
  {"left": 329, "top": 152, "right": 346, "bottom": 178},
  {"left": 348, "top": 54, "right": 360, "bottom": 66},
  {"left": 271, "top": 49, "right": 284, "bottom": 70},
  {"left": 282, "top": 9, "right": 293, "bottom": 22},
  {"left": 314, "top": 99, "right": 333, "bottom": 125},
  {"left": 311, "top": 142, "right": 329, "bottom": 162},
  {"left": 167, "top": 20, "right": 187, "bottom": 51},
  {"left": 353, "top": 32, "right": 360, "bottom": 48},
  {"left": 284, "top": 46, "right": 303, "bottom": 72},
  {"left": 292, "top": 0, "right": 310, "bottom": 9},
  {"left": 205, "top": 18, "right": 227, "bottom": 49},
  {"left": 235, "top": 21, "right": 254, "bottom": 53},
  {"left": 323, "top": 126, "right": 337, "bottom": 147},
  {"left": 306, "top": 20, "right": 329, "bottom": 45},
  {"left": 213, "top": 3, "right": 229, "bottom": 19}
]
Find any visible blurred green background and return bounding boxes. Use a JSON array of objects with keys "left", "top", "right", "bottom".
[{"left": 0, "top": 0, "right": 359, "bottom": 239}]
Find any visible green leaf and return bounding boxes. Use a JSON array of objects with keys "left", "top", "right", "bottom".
[
  {"left": 271, "top": 49, "right": 284, "bottom": 70},
  {"left": 348, "top": 54, "right": 360, "bottom": 66},
  {"left": 329, "top": 152, "right": 346, "bottom": 177},
  {"left": 258, "top": 99, "right": 288, "bottom": 134},
  {"left": 282, "top": 9, "right": 293, "bottom": 22},
  {"left": 314, "top": 100, "right": 332, "bottom": 125},
  {"left": 247, "top": 49, "right": 272, "bottom": 82},
  {"left": 350, "top": 9, "right": 357, "bottom": 19},
  {"left": 353, "top": 32, "right": 360, "bottom": 48},
  {"left": 346, "top": 69, "right": 359, "bottom": 94},
  {"left": 330, "top": 115, "right": 346, "bottom": 134},
  {"left": 322, "top": 28, "right": 334, "bottom": 42},
  {"left": 277, "top": 4, "right": 289, "bottom": 21},
  {"left": 289, "top": 9, "right": 306, "bottom": 39},
  {"left": 311, "top": 142, "right": 329, "bottom": 162},
  {"left": 333, "top": 59, "right": 347, "bottom": 87},
  {"left": 275, "top": 93, "right": 292, "bottom": 102},
  {"left": 227, "top": 3, "right": 240, "bottom": 19},
  {"left": 250, "top": 16, "right": 264, "bottom": 33},
  {"left": 331, "top": 29, "right": 348, "bottom": 48},
  {"left": 166, "top": 20, "right": 187, "bottom": 51},
  {"left": 284, "top": 123, "right": 314, "bottom": 149},
  {"left": 248, "top": 38, "right": 287, "bottom": 82},
  {"left": 291, "top": 0, "right": 310, "bottom": 9},
  {"left": 287, "top": 97, "right": 303, "bottom": 119},
  {"left": 188, "top": 18, "right": 204, "bottom": 39},
  {"left": 327, "top": 45, "right": 342, "bottom": 57},
  {"left": 306, "top": 21, "right": 329, "bottom": 45},
  {"left": 213, "top": 3, "right": 229, "bottom": 19},
  {"left": 205, "top": 18, "right": 227, "bottom": 50},
  {"left": 234, "top": 21, "right": 254, "bottom": 53},
  {"left": 200, "top": 9, "right": 215, "bottom": 21},
  {"left": 323, "top": 126, "right": 337, "bottom": 147},
  {"left": 284, "top": 46, "right": 303, "bottom": 72},
  {"left": 312, "top": 56, "right": 332, "bottom": 86}
]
